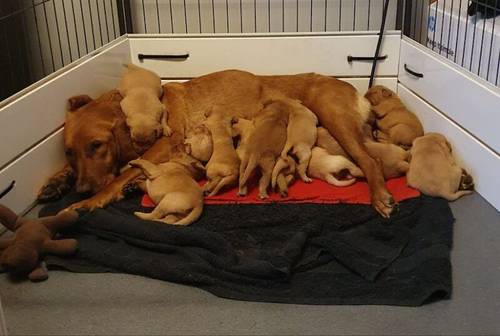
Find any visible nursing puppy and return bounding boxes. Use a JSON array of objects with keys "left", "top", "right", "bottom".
[
  {"left": 184, "top": 124, "right": 213, "bottom": 162},
  {"left": 232, "top": 118, "right": 255, "bottom": 196},
  {"left": 308, "top": 147, "right": 364, "bottom": 187},
  {"left": 271, "top": 155, "right": 297, "bottom": 197},
  {"left": 364, "top": 85, "right": 424, "bottom": 148},
  {"left": 130, "top": 153, "right": 204, "bottom": 225},
  {"left": 119, "top": 64, "right": 170, "bottom": 154},
  {"left": 317, "top": 127, "right": 409, "bottom": 179},
  {"left": 203, "top": 107, "right": 240, "bottom": 196},
  {"left": 407, "top": 133, "right": 473, "bottom": 201},
  {"left": 239, "top": 100, "right": 289, "bottom": 199},
  {"left": 281, "top": 99, "right": 318, "bottom": 182}
]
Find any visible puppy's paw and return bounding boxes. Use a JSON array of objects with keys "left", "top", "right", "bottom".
[
  {"left": 164, "top": 125, "right": 173, "bottom": 137},
  {"left": 258, "top": 192, "right": 269, "bottom": 199}
]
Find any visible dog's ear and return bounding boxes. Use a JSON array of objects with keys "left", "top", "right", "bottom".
[
  {"left": 67, "top": 95, "right": 92, "bottom": 111},
  {"left": 111, "top": 117, "right": 138, "bottom": 165},
  {"left": 381, "top": 88, "right": 393, "bottom": 98}
]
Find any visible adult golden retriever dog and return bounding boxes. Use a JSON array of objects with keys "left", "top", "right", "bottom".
[{"left": 39, "top": 70, "right": 394, "bottom": 217}]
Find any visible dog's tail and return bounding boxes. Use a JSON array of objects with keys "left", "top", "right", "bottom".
[
  {"left": 240, "top": 154, "right": 258, "bottom": 187},
  {"left": 271, "top": 157, "right": 288, "bottom": 188},
  {"left": 325, "top": 175, "right": 357, "bottom": 187},
  {"left": 173, "top": 203, "right": 203, "bottom": 226}
]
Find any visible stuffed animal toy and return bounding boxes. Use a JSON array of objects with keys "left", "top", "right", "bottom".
[{"left": 0, "top": 204, "right": 79, "bottom": 281}]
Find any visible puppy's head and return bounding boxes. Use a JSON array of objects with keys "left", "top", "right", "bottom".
[
  {"left": 64, "top": 91, "right": 138, "bottom": 194},
  {"left": 364, "top": 86, "right": 396, "bottom": 106}
]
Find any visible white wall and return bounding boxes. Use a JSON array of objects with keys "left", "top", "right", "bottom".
[{"left": 129, "top": 0, "right": 398, "bottom": 34}]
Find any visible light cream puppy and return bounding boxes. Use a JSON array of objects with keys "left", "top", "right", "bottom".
[
  {"left": 119, "top": 64, "right": 170, "bottom": 154},
  {"left": 271, "top": 155, "right": 297, "bottom": 197},
  {"left": 316, "top": 127, "right": 409, "bottom": 179},
  {"left": 407, "top": 133, "right": 473, "bottom": 201},
  {"left": 203, "top": 107, "right": 240, "bottom": 196},
  {"left": 239, "top": 100, "right": 289, "bottom": 199},
  {"left": 184, "top": 124, "right": 213, "bottom": 163},
  {"left": 281, "top": 99, "right": 318, "bottom": 183},
  {"left": 308, "top": 147, "right": 364, "bottom": 187},
  {"left": 129, "top": 153, "right": 205, "bottom": 226}
]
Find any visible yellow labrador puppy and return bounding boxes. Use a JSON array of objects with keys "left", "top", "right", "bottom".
[
  {"left": 239, "top": 100, "right": 289, "bottom": 199},
  {"left": 184, "top": 124, "right": 213, "bottom": 163},
  {"left": 130, "top": 153, "right": 204, "bottom": 225},
  {"left": 271, "top": 155, "right": 297, "bottom": 197},
  {"left": 407, "top": 133, "right": 473, "bottom": 201},
  {"left": 281, "top": 99, "right": 318, "bottom": 182},
  {"left": 203, "top": 107, "right": 240, "bottom": 196},
  {"left": 364, "top": 85, "right": 424, "bottom": 149},
  {"left": 232, "top": 118, "right": 255, "bottom": 196}
]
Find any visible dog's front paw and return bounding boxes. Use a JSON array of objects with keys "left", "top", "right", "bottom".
[{"left": 372, "top": 189, "right": 396, "bottom": 219}]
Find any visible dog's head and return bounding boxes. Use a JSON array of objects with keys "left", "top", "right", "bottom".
[
  {"left": 64, "top": 91, "right": 138, "bottom": 194},
  {"left": 364, "top": 85, "right": 396, "bottom": 106}
]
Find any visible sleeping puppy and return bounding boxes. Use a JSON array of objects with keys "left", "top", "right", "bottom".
[
  {"left": 281, "top": 99, "right": 318, "bottom": 182},
  {"left": 364, "top": 85, "right": 424, "bottom": 148},
  {"left": 317, "top": 127, "right": 409, "bottom": 179},
  {"left": 407, "top": 133, "right": 474, "bottom": 201},
  {"left": 184, "top": 124, "right": 213, "bottom": 163},
  {"left": 271, "top": 155, "right": 297, "bottom": 197},
  {"left": 130, "top": 153, "right": 205, "bottom": 225},
  {"left": 203, "top": 106, "right": 240, "bottom": 196},
  {"left": 239, "top": 100, "right": 289, "bottom": 199},
  {"left": 308, "top": 147, "right": 364, "bottom": 187},
  {"left": 232, "top": 118, "right": 255, "bottom": 196},
  {"left": 119, "top": 64, "right": 170, "bottom": 154}
]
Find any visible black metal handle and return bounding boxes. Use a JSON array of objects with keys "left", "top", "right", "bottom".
[
  {"left": 0, "top": 181, "right": 15, "bottom": 200},
  {"left": 348, "top": 55, "right": 388, "bottom": 63},
  {"left": 138, "top": 53, "right": 190, "bottom": 61},
  {"left": 404, "top": 64, "right": 424, "bottom": 78}
]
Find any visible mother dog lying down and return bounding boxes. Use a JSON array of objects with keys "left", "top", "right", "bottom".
[{"left": 39, "top": 70, "right": 395, "bottom": 217}]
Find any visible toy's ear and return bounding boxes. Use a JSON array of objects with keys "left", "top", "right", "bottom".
[{"left": 67, "top": 95, "right": 93, "bottom": 111}]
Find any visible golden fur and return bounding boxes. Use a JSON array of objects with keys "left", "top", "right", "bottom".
[
  {"left": 130, "top": 153, "right": 204, "bottom": 225},
  {"left": 271, "top": 155, "right": 297, "bottom": 197},
  {"left": 280, "top": 99, "right": 318, "bottom": 183},
  {"left": 203, "top": 106, "right": 240, "bottom": 196},
  {"left": 184, "top": 124, "right": 213, "bottom": 162},
  {"left": 239, "top": 100, "right": 289, "bottom": 199},
  {"left": 407, "top": 133, "right": 473, "bottom": 201},
  {"left": 364, "top": 85, "right": 424, "bottom": 148}
]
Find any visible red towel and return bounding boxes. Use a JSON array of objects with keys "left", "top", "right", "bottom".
[{"left": 141, "top": 176, "right": 420, "bottom": 207}]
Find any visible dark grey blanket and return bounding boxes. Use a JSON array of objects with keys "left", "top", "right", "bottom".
[{"left": 41, "top": 195, "right": 454, "bottom": 306}]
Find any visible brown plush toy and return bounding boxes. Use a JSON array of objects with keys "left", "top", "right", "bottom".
[{"left": 0, "top": 204, "right": 79, "bottom": 281}]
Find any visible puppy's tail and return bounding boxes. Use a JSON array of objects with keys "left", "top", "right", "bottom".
[
  {"left": 173, "top": 203, "right": 203, "bottom": 226},
  {"left": 271, "top": 157, "right": 288, "bottom": 188},
  {"left": 325, "top": 175, "right": 357, "bottom": 187},
  {"left": 240, "top": 154, "right": 258, "bottom": 187}
]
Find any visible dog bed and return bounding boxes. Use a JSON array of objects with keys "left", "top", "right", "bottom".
[{"left": 41, "top": 178, "right": 453, "bottom": 306}]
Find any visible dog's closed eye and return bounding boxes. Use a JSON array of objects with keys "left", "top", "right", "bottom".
[{"left": 90, "top": 140, "right": 103, "bottom": 151}]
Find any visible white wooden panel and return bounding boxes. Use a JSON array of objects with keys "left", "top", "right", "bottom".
[
  {"left": 399, "top": 38, "right": 500, "bottom": 153},
  {"left": 0, "top": 39, "right": 130, "bottom": 170},
  {"left": 398, "top": 84, "right": 500, "bottom": 211},
  {"left": 129, "top": 33, "right": 400, "bottom": 77},
  {"left": 0, "top": 129, "right": 65, "bottom": 215}
]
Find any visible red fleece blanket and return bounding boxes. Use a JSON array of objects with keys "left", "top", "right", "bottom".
[{"left": 141, "top": 177, "right": 420, "bottom": 207}]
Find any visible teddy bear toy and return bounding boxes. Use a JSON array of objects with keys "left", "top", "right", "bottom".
[{"left": 0, "top": 204, "right": 79, "bottom": 281}]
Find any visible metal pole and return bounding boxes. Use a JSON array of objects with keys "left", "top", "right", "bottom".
[{"left": 369, "top": 0, "right": 391, "bottom": 88}]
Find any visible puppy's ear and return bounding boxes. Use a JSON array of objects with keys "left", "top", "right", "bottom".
[{"left": 67, "top": 95, "right": 92, "bottom": 111}]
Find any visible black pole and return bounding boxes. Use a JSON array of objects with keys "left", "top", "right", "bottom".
[{"left": 369, "top": 0, "right": 391, "bottom": 88}]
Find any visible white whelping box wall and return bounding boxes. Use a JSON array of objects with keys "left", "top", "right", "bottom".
[{"left": 0, "top": 31, "right": 499, "bottom": 218}]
